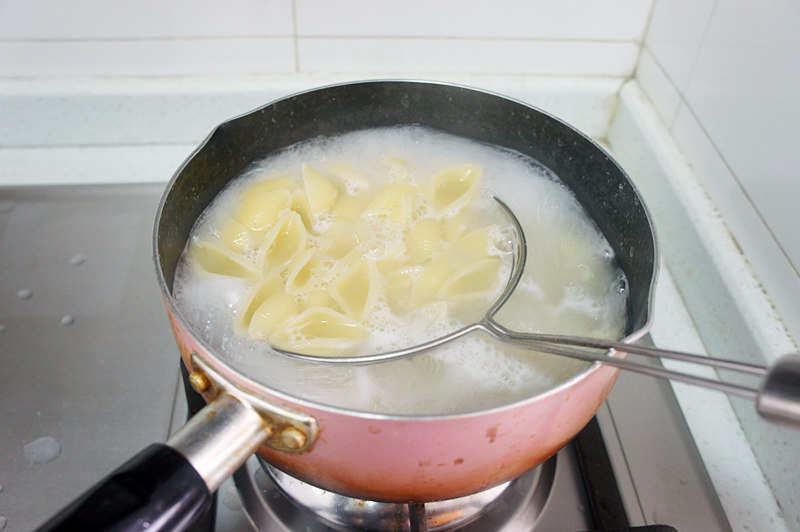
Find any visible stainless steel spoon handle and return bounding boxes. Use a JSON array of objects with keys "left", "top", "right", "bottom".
[
  {"left": 484, "top": 321, "right": 800, "bottom": 429},
  {"left": 756, "top": 354, "right": 800, "bottom": 428}
]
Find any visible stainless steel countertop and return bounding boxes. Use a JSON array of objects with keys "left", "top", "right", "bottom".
[
  {"left": 0, "top": 183, "right": 735, "bottom": 532},
  {"left": 0, "top": 184, "right": 183, "bottom": 531}
]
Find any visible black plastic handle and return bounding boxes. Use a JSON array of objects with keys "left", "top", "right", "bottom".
[{"left": 35, "top": 443, "right": 211, "bottom": 532}]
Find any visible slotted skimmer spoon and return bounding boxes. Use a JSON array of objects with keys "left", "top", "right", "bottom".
[{"left": 276, "top": 198, "right": 800, "bottom": 428}]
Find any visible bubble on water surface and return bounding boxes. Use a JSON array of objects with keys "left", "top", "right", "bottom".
[
  {"left": 613, "top": 273, "right": 628, "bottom": 295},
  {"left": 23, "top": 436, "right": 61, "bottom": 465}
]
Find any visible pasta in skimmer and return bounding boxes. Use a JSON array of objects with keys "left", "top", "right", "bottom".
[
  {"left": 172, "top": 126, "right": 629, "bottom": 415},
  {"left": 185, "top": 150, "right": 511, "bottom": 356}
]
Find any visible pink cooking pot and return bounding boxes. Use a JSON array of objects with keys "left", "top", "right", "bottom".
[{"left": 36, "top": 80, "right": 657, "bottom": 531}]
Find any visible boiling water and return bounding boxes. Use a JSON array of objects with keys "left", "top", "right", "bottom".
[{"left": 173, "top": 127, "right": 628, "bottom": 415}]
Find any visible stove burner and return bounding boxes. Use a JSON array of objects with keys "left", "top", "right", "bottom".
[{"left": 233, "top": 455, "right": 556, "bottom": 531}]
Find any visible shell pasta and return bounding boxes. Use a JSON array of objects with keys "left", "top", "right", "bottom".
[
  {"left": 186, "top": 155, "right": 512, "bottom": 357},
  {"left": 173, "top": 126, "right": 631, "bottom": 415}
]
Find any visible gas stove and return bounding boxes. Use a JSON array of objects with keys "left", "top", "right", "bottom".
[
  {"left": 1, "top": 78, "right": 790, "bottom": 532},
  {"left": 171, "top": 316, "right": 727, "bottom": 532},
  {"left": 0, "top": 182, "right": 728, "bottom": 532},
  {"left": 174, "top": 343, "right": 724, "bottom": 532}
]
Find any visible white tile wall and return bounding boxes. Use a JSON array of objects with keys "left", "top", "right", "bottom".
[
  {"left": 638, "top": 0, "right": 800, "bottom": 344},
  {"left": 0, "top": 0, "right": 293, "bottom": 39},
  {"left": 637, "top": 0, "right": 800, "bottom": 529},
  {"left": 0, "top": 0, "right": 651, "bottom": 78},
  {"left": 295, "top": 0, "right": 650, "bottom": 40},
  {"left": 684, "top": 0, "right": 800, "bottom": 273},
  {"left": 297, "top": 38, "right": 638, "bottom": 76},
  {"left": 643, "top": 0, "right": 716, "bottom": 101},
  {"left": 635, "top": 49, "right": 681, "bottom": 123},
  {"left": 0, "top": 39, "right": 297, "bottom": 78}
]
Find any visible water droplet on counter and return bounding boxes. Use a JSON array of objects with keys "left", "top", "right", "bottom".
[
  {"left": 60, "top": 315, "right": 75, "bottom": 326},
  {"left": 69, "top": 253, "right": 88, "bottom": 266},
  {"left": 23, "top": 436, "right": 61, "bottom": 465},
  {"left": 0, "top": 515, "right": 7, "bottom": 530},
  {"left": 16, "top": 289, "right": 33, "bottom": 300}
]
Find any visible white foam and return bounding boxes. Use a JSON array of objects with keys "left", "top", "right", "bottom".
[{"left": 173, "top": 126, "right": 628, "bottom": 415}]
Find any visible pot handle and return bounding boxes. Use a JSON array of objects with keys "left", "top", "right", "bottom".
[{"left": 34, "top": 393, "right": 272, "bottom": 532}]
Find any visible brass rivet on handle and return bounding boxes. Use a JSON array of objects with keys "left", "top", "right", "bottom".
[
  {"left": 280, "top": 426, "right": 307, "bottom": 451},
  {"left": 188, "top": 371, "right": 211, "bottom": 393}
]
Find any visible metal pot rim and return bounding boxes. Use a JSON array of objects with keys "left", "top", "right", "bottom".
[{"left": 152, "top": 78, "right": 659, "bottom": 422}]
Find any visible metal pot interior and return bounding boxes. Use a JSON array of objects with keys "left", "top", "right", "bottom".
[{"left": 154, "top": 79, "right": 658, "bottom": 404}]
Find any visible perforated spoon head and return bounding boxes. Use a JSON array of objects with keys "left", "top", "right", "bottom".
[{"left": 273, "top": 196, "right": 527, "bottom": 365}]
